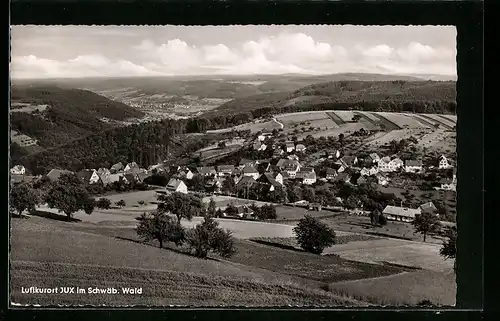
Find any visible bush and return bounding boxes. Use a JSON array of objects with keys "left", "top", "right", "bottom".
[
  {"left": 116, "top": 200, "right": 126, "bottom": 207},
  {"left": 185, "top": 216, "right": 235, "bottom": 258},
  {"left": 254, "top": 204, "right": 277, "bottom": 220},
  {"left": 137, "top": 200, "right": 146, "bottom": 206},
  {"left": 96, "top": 197, "right": 111, "bottom": 210},
  {"left": 293, "top": 215, "right": 336, "bottom": 254}
]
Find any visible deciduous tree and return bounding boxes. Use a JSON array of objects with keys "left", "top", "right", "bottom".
[
  {"left": 10, "top": 183, "right": 40, "bottom": 217},
  {"left": 412, "top": 212, "right": 441, "bottom": 242},
  {"left": 185, "top": 216, "right": 235, "bottom": 258},
  {"left": 157, "top": 192, "right": 203, "bottom": 224},
  {"left": 136, "top": 210, "right": 185, "bottom": 249},
  {"left": 294, "top": 215, "right": 336, "bottom": 254}
]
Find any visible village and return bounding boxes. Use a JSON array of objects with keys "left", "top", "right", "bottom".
[{"left": 10, "top": 126, "right": 457, "bottom": 228}]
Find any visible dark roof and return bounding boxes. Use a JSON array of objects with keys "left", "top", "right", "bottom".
[
  {"left": 242, "top": 164, "right": 258, "bottom": 174},
  {"left": 10, "top": 174, "right": 35, "bottom": 184},
  {"left": 341, "top": 156, "right": 357, "bottom": 166},
  {"left": 239, "top": 158, "right": 254, "bottom": 166},
  {"left": 405, "top": 160, "right": 423, "bottom": 167},
  {"left": 236, "top": 176, "right": 256, "bottom": 189},
  {"left": 258, "top": 173, "right": 282, "bottom": 187},
  {"left": 197, "top": 166, "right": 216, "bottom": 175},
  {"left": 217, "top": 165, "right": 235, "bottom": 173},
  {"left": 111, "top": 162, "right": 124, "bottom": 170},
  {"left": 46, "top": 169, "right": 72, "bottom": 181}
]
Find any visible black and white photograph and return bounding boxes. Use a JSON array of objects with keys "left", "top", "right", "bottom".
[{"left": 9, "top": 25, "right": 458, "bottom": 307}]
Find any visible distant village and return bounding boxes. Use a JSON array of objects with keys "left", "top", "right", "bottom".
[{"left": 10, "top": 129, "right": 457, "bottom": 224}]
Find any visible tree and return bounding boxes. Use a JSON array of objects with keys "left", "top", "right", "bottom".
[
  {"left": 218, "top": 141, "right": 226, "bottom": 149},
  {"left": 351, "top": 114, "right": 362, "bottom": 122},
  {"left": 185, "top": 216, "right": 235, "bottom": 258},
  {"left": 440, "top": 226, "right": 456, "bottom": 272},
  {"left": 255, "top": 204, "right": 277, "bottom": 220},
  {"left": 207, "top": 198, "right": 217, "bottom": 218},
  {"left": 136, "top": 210, "right": 185, "bottom": 249},
  {"left": 370, "top": 209, "right": 380, "bottom": 226},
  {"left": 116, "top": 200, "right": 126, "bottom": 207},
  {"left": 157, "top": 192, "right": 203, "bottom": 224},
  {"left": 378, "top": 213, "right": 387, "bottom": 226},
  {"left": 294, "top": 215, "right": 336, "bottom": 254},
  {"left": 221, "top": 176, "right": 236, "bottom": 195},
  {"left": 216, "top": 208, "right": 224, "bottom": 218},
  {"left": 138, "top": 200, "right": 146, "bottom": 206},
  {"left": 45, "top": 173, "right": 95, "bottom": 221},
  {"left": 10, "top": 183, "right": 40, "bottom": 217},
  {"left": 225, "top": 203, "right": 238, "bottom": 216},
  {"left": 96, "top": 197, "right": 111, "bottom": 210},
  {"left": 412, "top": 212, "right": 441, "bottom": 242}
]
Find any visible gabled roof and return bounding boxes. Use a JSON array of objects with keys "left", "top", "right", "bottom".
[
  {"left": 239, "top": 158, "right": 254, "bottom": 166},
  {"left": 405, "top": 160, "right": 423, "bottom": 167},
  {"left": 111, "top": 162, "right": 124, "bottom": 170},
  {"left": 276, "top": 159, "right": 288, "bottom": 167},
  {"left": 258, "top": 172, "right": 282, "bottom": 187},
  {"left": 419, "top": 202, "right": 437, "bottom": 212},
  {"left": 125, "top": 162, "right": 139, "bottom": 170},
  {"left": 334, "top": 172, "right": 351, "bottom": 181},
  {"left": 303, "top": 172, "right": 317, "bottom": 180},
  {"left": 11, "top": 165, "right": 25, "bottom": 172},
  {"left": 197, "top": 166, "right": 216, "bottom": 175},
  {"left": 137, "top": 171, "right": 151, "bottom": 182},
  {"left": 10, "top": 174, "right": 35, "bottom": 184},
  {"left": 296, "top": 144, "right": 306, "bottom": 150},
  {"left": 166, "top": 178, "right": 185, "bottom": 190},
  {"left": 217, "top": 165, "right": 235, "bottom": 173},
  {"left": 236, "top": 176, "right": 256, "bottom": 189},
  {"left": 380, "top": 156, "right": 391, "bottom": 163},
  {"left": 242, "top": 164, "right": 258, "bottom": 174},
  {"left": 77, "top": 169, "right": 99, "bottom": 183},
  {"left": 369, "top": 153, "right": 380, "bottom": 160},
  {"left": 341, "top": 156, "right": 357, "bottom": 166},
  {"left": 46, "top": 169, "right": 73, "bottom": 181},
  {"left": 383, "top": 205, "right": 421, "bottom": 218}
]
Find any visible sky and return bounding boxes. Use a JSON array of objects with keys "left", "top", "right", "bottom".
[{"left": 10, "top": 25, "right": 457, "bottom": 79}]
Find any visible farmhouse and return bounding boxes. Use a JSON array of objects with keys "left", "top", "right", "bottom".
[
  {"left": 11, "top": 134, "right": 38, "bottom": 147},
  {"left": 281, "top": 160, "right": 301, "bottom": 178},
  {"left": 10, "top": 165, "right": 26, "bottom": 175},
  {"left": 326, "top": 168, "right": 338, "bottom": 180},
  {"left": 124, "top": 162, "right": 140, "bottom": 173},
  {"left": 360, "top": 167, "right": 379, "bottom": 176},
  {"left": 110, "top": 162, "right": 124, "bottom": 173},
  {"left": 257, "top": 173, "right": 283, "bottom": 191},
  {"left": 295, "top": 144, "right": 307, "bottom": 152},
  {"left": 378, "top": 156, "right": 402, "bottom": 172},
  {"left": 258, "top": 133, "right": 272, "bottom": 142},
  {"left": 419, "top": 201, "right": 438, "bottom": 214},
  {"left": 236, "top": 176, "right": 256, "bottom": 192},
  {"left": 239, "top": 158, "right": 255, "bottom": 169},
  {"left": 333, "top": 172, "right": 351, "bottom": 184},
  {"left": 108, "top": 173, "right": 125, "bottom": 185},
  {"left": 375, "top": 173, "right": 389, "bottom": 186},
  {"left": 383, "top": 205, "right": 421, "bottom": 222},
  {"left": 327, "top": 149, "right": 341, "bottom": 159},
  {"left": 405, "top": 160, "right": 423, "bottom": 173},
  {"left": 197, "top": 166, "right": 217, "bottom": 177},
  {"left": 178, "top": 168, "right": 194, "bottom": 180},
  {"left": 217, "top": 165, "right": 235, "bottom": 176},
  {"left": 390, "top": 157, "right": 404, "bottom": 169},
  {"left": 302, "top": 172, "right": 317, "bottom": 185},
  {"left": 10, "top": 174, "right": 35, "bottom": 185},
  {"left": 235, "top": 205, "right": 254, "bottom": 218},
  {"left": 46, "top": 169, "right": 73, "bottom": 181},
  {"left": 242, "top": 164, "right": 260, "bottom": 179},
  {"left": 285, "top": 142, "right": 295, "bottom": 153},
  {"left": 77, "top": 169, "right": 102, "bottom": 185},
  {"left": 367, "top": 153, "right": 381, "bottom": 163},
  {"left": 96, "top": 168, "right": 112, "bottom": 185},
  {"left": 166, "top": 178, "right": 188, "bottom": 194},
  {"left": 253, "top": 141, "right": 267, "bottom": 151},
  {"left": 439, "top": 155, "right": 453, "bottom": 169},
  {"left": 339, "top": 156, "right": 358, "bottom": 168},
  {"left": 440, "top": 177, "right": 457, "bottom": 191}
]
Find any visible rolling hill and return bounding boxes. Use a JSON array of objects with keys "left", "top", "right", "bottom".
[
  {"left": 10, "top": 85, "right": 145, "bottom": 151},
  {"left": 213, "top": 80, "right": 457, "bottom": 114}
]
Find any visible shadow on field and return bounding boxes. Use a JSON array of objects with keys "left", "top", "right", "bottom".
[
  {"left": 114, "top": 236, "right": 221, "bottom": 262},
  {"left": 30, "top": 210, "right": 81, "bottom": 223}
]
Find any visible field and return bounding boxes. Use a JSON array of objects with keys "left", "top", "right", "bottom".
[
  {"left": 207, "top": 119, "right": 281, "bottom": 134},
  {"left": 11, "top": 217, "right": 364, "bottom": 306},
  {"left": 327, "top": 269, "right": 456, "bottom": 306},
  {"left": 374, "top": 112, "right": 431, "bottom": 129}
]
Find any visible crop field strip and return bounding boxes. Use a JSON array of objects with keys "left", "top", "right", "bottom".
[
  {"left": 326, "top": 111, "right": 346, "bottom": 126},
  {"left": 371, "top": 113, "right": 402, "bottom": 130},
  {"left": 408, "top": 114, "right": 438, "bottom": 128},
  {"left": 435, "top": 115, "right": 457, "bottom": 127},
  {"left": 438, "top": 114, "right": 457, "bottom": 123},
  {"left": 352, "top": 111, "right": 381, "bottom": 128},
  {"left": 417, "top": 114, "right": 454, "bottom": 130}
]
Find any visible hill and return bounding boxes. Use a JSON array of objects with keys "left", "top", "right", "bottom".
[
  {"left": 10, "top": 85, "right": 145, "bottom": 154},
  {"left": 213, "top": 80, "right": 457, "bottom": 114},
  {"left": 11, "top": 217, "right": 361, "bottom": 306}
]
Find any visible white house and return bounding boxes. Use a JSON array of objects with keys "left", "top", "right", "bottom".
[
  {"left": 375, "top": 173, "right": 389, "bottom": 186},
  {"left": 326, "top": 168, "right": 338, "bottom": 180},
  {"left": 242, "top": 164, "right": 260, "bottom": 180},
  {"left": 390, "top": 158, "right": 404, "bottom": 169},
  {"left": 295, "top": 144, "right": 307, "bottom": 152},
  {"left": 285, "top": 142, "right": 295, "bottom": 153},
  {"left": 124, "top": 162, "right": 140, "bottom": 173},
  {"left": 367, "top": 153, "right": 381, "bottom": 163},
  {"left": 360, "top": 168, "right": 371, "bottom": 176},
  {"left": 378, "top": 157, "right": 402, "bottom": 172},
  {"left": 217, "top": 165, "right": 235, "bottom": 177},
  {"left": 405, "top": 160, "right": 423, "bottom": 173},
  {"left": 382, "top": 205, "right": 421, "bottom": 223},
  {"left": 302, "top": 172, "right": 317, "bottom": 185},
  {"left": 77, "top": 169, "right": 102, "bottom": 185},
  {"left": 10, "top": 165, "right": 26, "bottom": 175},
  {"left": 439, "top": 155, "right": 453, "bottom": 169},
  {"left": 166, "top": 178, "right": 188, "bottom": 194}
]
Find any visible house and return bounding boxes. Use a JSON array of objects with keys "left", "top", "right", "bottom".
[
  {"left": 11, "top": 134, "right": 38, "bottom": 147},
  {"left": 234, "top": 205, "right": 254, "bottom": 218},
  {"left": 10, "top": 130, "right": 18, "bottom": 137},
  {"left": 10, "top": 174, "right": 35, "bottom": 185},
  {"left": 339, "top": 156, "right": 358, "bottom": 168},
  {"left": 281, "top": 160, "right": 301, "bottom": 178},
  {"left": 308, "top": 203, "right": 322, "bottom": 211},
  {"left": 375, "top": 173, "right": 389, "bottom": 186},
  {"left": 217, "top": 165, "right": 235, "bottom": 177},
  {"left": 367, "top": 153, "right": 381, "bottom": 163},
  {"left": 242, "top": 164, "right": 260, "bottom": 180},
  {"left": 257, "top": 173, "right": 283, "bottom": 191},
  {"left": 440, "top": 177, "right": 457, "bottom": 191},
  {"left": 287, "top": 154, "right": 300, "bottom": 161},
  {"left": 382, "top": 205, "right": 421, "bottom": 223},
  {"left": 333, "top": 172, "right": 351, "bottom": 184},
  {"left": 46, "top": 169, "right": 73, "bottom": 182},
  {"left": 166, "top": 178, "right": 188, "bottom": 194},
  {"left": 178, "top": 167, "right": 194, "bottom": 180},
  {"left": 124, "top": 162, "right": 140, "bottom": 173},
  {"left": 405, "top": 160, "right": 423, "bottom": 173},
  {"left": 258, "top": 132, "right": 272, "bottom": 142},
  {"left": 390, "top": 157, "right": 404, "bottom": 169},
  {"left": 137, "top": 171, "right": 151, "bottom": 183},
  {"left": 97, "top": 168, "right": 112, "bottom": 185},
  {"left": 272, "top": 172, "right": 284, "bottom": 185},
  {"left": 360, "top": 167, "right": 371, "bottom": 176},
  {"left": 332, "top": 162, "right": 347, "bottom": 173},
  {"left": 439, "top": 155, "right": 453, "bottom": 169},
  {"left": 378, "top": 156, "right": 401, "bottom": 172},
  {"left": 253, "top": 141, "right": 267, "bottom": 151},
  {"left": 356, "top": 176, "right": 368, "bottom": 185},
  {"left": 10, "top": 165, "right": 26, "bottom": 175},
  {"left": 77, "top": 169, "right": 102, "bottom": 185},
  {"left": 302, "top": 172, "right": 317, "bottom": 185},
  {"left": 368, "top": 167, "right": 379, "bottom": 176},
  {"left": 295, "top": 144, "right": 307, "bottom": 152},
  {"left": 273, "top": 149, "right": 284, "bottom": 157},
  {"left": 419, "top": 202, "right": 438, "bottom": 214},
  {"left": 326, "top": 168, "right": 338, "bottom": 180},
  {"left": 239, "top": 158, "right": 254, "bottom": 169},
  {"left": 285, "top": 142, "right": 295, "bottom": 153},
  {"left": 327, "top": 149, "right": 341, "bottom": 159},
  {"left": 110, "top": 162, "right": 124, "bottom": 173},
  {"left": 236, "top": 176, "right": 256, "bottom": 192},
  {"left": 108, "top": 173, "right": 125, "bottom": 185},
  {"left": 197, "top": 166, "right": 217, "bottom": 177}
]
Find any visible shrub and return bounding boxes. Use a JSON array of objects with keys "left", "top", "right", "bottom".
[
  {"left": 293, "top": 215, "right": 336, "bottom": 254},
  {"left": 254, "top": 204, "right": 277, "bottom": 220},
  {"left": 116, "top": 200, "right": 126, "bottom": 207},
  {"left": 185, "top": 216, "right": 235, "bottom": 258},
  {"left": 96, "top": 198, "right": 112, "bottom": 210},
  {"left": 137, "top": 200, "right": 146, "bottom": 206}
]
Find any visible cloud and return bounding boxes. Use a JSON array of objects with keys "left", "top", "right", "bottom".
[{"left": 10, "top": 31, "right": 456, "bottom": 78}]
